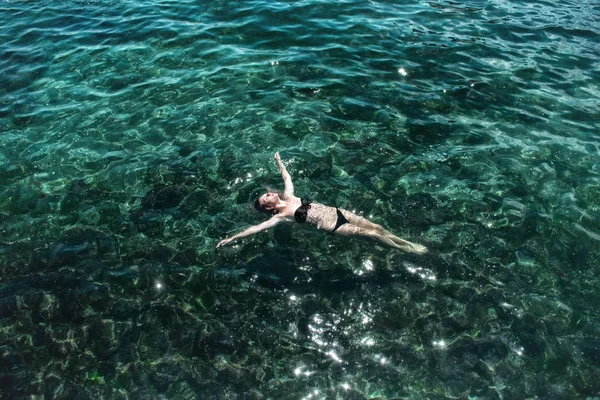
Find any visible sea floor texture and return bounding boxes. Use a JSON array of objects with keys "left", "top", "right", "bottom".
[{"left": 1, "top": 0, "right": 599, "bottom": 399}]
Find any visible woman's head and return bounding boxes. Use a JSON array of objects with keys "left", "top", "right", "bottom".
[{"left": 254, "top": 191, "right": 281, "bottom": 215}]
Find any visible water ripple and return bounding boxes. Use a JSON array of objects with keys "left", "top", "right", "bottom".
[{"left": 1, "top": 0, "right": 600, "bottom": 399}]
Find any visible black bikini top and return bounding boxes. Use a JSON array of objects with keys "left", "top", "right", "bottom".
[{"left": 294, "top": 198, "right": 311, "bottom": 223}]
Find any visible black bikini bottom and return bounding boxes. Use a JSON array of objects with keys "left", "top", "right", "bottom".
[{"left": 330, "top": 208, "right": 349, "bottom": 234}]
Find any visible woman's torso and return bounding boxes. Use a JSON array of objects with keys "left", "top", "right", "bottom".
[{"left": 293, "top": 200, "right": 338, "bottom": 232}]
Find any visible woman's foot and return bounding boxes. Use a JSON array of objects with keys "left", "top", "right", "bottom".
[
  {"left": 409, "top": 243, "right": 428, "bottom": 254},
  {"left": 385, "top": 234, "right": 428, "bottom": 254}
]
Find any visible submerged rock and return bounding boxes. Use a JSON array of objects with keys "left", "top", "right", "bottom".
[
  {"left": 141, "top": 185, "right": 187, "bottom": 210},
  {"left": 192, "top": 326, "right": 238, "bottom": 358},
  {"left": 579, "top": 338, "right": 600, "bottom": 366},
  {"left": 82, "top": 283, "right": 110, "bottom": 311}
]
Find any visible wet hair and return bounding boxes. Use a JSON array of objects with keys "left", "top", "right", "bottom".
[{"left": 253, "top": 187, "right": 284, "bottom": 215}]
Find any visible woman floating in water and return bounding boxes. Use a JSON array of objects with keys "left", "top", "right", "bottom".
[{"left": 216, "top": 152, "right": 427, "bottom": 254}]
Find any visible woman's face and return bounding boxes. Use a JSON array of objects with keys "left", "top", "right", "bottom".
[{"left": 260, "top": 192, "right": 279, "bottom": 209}]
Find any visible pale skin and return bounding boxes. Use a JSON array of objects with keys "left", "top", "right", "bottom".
[{"left": 216, "top": 152, "right": 427, "bottom": 254}]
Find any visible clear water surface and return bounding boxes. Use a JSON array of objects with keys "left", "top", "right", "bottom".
[{"left": 1, "top": 0, "right": 599, "bottom": 398}]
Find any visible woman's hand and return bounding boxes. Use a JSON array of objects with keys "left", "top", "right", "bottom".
[
  {"left": 216, "top": 238, "right": 234, "bottom": 248},
  {"left": 275, "top": 152, "right": 285, "bottom": 172},
  {"left": 274, "top": 151, "right": 294, "bottom": 196},
  {"left": 275, "top": 152, "right": 286, "bottom": 169}
]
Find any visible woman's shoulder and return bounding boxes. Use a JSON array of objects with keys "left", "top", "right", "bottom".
[
  {"left": 284, "top": 193, "right": 301, "bottom": 201},
  {"left": 273, "top": 196, "right": 300, "bottom": 217}
]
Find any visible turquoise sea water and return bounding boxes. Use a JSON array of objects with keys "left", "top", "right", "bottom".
[{"left": 1, "top": 0, "right": 599, "bottom": 398}]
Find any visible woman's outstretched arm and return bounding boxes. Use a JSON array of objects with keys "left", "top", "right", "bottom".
[
  {"left": 275, "top": 152, "right": 294, "bottom": 198},
  {"left": 216, "top": 216, "right": 284, "bottom": 247}
]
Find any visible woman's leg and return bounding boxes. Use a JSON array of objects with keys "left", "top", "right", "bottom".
[
  {"left": 339, "top": 210, "right": 427, "bottom": 254},
  {"left": 334, "top": 224, "right": 427, "bottom": 254},
  {"left": 339, "top": 209, "right": 384, "bottom": 231}
]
